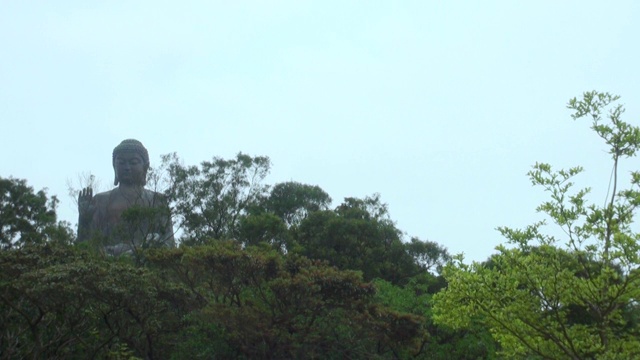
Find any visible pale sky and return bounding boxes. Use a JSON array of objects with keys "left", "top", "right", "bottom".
[{"left": 2, "top": 1, "right": 639, "bottom": 262}]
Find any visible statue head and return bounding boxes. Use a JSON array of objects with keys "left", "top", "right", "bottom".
[{"left": 112, "top": 139, "right": 150, "bottom": 186}]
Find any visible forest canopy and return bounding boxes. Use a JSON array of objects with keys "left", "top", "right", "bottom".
[{"left": 2, "top": 91, "right": 639, "bottom": 359}]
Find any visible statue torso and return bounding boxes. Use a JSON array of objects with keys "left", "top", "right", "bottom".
[
  {"left": 94, "top": 188, "right": 156, "bottom": 226},
  {"left": 88, "top": 187, "right": 174, "bottom": 254}
]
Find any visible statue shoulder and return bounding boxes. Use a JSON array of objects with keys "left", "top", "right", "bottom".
[
  {"left": 93, "top": 190, "right": 115, "bottom": 204},
  {"left": 141, "top": 188, "right": 164, "bottom": 198},
  {"left": 142, "top": 188, "right": 168, "bottom": 204}
]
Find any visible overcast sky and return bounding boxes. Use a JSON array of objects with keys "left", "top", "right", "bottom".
[{"left": 2, "top": 1, "right": 639, "bottom": 262}]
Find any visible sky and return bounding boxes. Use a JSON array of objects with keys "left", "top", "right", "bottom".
[{"left": 2, "top": 1, "right": 639, "bottom": 263}]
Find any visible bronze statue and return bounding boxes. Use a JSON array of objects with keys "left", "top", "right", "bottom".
[{"left": 77, "top": 139, "right": 175, "bottom": 255}]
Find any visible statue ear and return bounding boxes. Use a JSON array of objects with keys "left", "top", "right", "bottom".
[{"left": 113, "top": 162, "right": 118, "bottom": 186}]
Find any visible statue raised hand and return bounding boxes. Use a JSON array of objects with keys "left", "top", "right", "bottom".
[
  {"left": 77, "top": 187, "right": 96, "bottom": 241},
  {"left": 78, "top": 187, "right": 95, "bottom": 220}
]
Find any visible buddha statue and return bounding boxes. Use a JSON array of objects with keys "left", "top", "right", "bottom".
[{"left": 77, "top": 139, "right": 175, "bottom": 255}]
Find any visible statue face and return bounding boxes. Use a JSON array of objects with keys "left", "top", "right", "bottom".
[{"left": 115, "top": 152, "right": 147, "bottom": 186}]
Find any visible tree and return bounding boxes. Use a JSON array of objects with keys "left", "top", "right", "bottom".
[
  {"left": 0, "top": 177, "right": 73, "bottom": 249},
  {"left": 265, "top": 181, "right": 332, "bottom": 227},
  {"left": 162, "top": 152, "right": 271, "bottom": 244},
  {"left": 433, "top": 91, "right": 640, "bottom": 359},
  {"left": 405, "top": 237, "right": 451, "bottom": 274},
  {"left": 295, "top": 194, "right": 423, "bottom": 284},
  {"left": 146, "top": 242, "right": 426, "bottom": 358},
  {"left": 237, "top": 212, "right": 290, "bottom": 251},
  {"left": 0, "top": 243, "right": 193, "bottom": 359},
  {"left": 233, "top": 181, "right": 332, "bottom": 252},
  {"left": 374, "top": 278, "right": 498, "bottom": 359}
]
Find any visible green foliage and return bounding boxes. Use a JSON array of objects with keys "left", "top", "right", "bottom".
[
  {"left": 169, "top": 315, "right": 234, "bottom": 359},
  {"left": 0, "top": 243, "right": 193, "bottom": 359},
  {"left": 336, "top": 193, "right": 390, "bottom": 221},
  {"left": 433, "top": 91, "right": 640, "bottom": 359},
  {"left": 265, "top": 181, "right": 332, "bottom": 227},
  {"left": 2, "top": 149, "right": 466, "bottom": 358},
  {"left": 295, "top": 208, "right": 405, "bottom": 284},
  {"left": 0, "top": 177, "right": 74, "bottom": 249},
  {"left": 375, "top": 277, "right": 497, "bottom": 359},
  {"left": 1, "top": 241, "right": 422, "bottom": 359},
  {"left": 157, "top": 153, "right": 452, "bottom": 287},
  {"left": 0, "top": 242, "right": 434, "bottom": 358},
  {"left": 294, "top": 194, "right": 449, "bottom": 285},
  {"left": 162, "top": 152, "right": 271, "bottom": 244},
  {"left": 237, "top": 211, "right": 290, "bottom": 251},
  {"left": 146, "top": 242, "right": 428, "bottom": 358},
  {"left": 405, "top": 237, "right": 452, "bottom": 274}
]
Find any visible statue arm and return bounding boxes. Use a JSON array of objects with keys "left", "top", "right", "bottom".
[{"left": 77, "top": 187, "right": 95, "bottom": 242}]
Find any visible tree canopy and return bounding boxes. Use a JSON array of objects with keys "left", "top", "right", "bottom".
[
  {"left": 1, "top": 153, "right": 462, "bottom": 359},
  {"left": 0, "top": 177, "right": 73, "bottom": 249},
  {"left": 433, "top": 91, "right": 640, "bottom": 359},
  {"left": 4, "top": 90, "right": 637, "bottom": 358}
]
